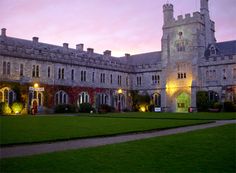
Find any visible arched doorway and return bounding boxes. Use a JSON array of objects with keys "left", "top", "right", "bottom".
[
  {"left": 113, "top": 94, "right": 125, "bottom": 112},
  {"left": 176, "top": 92, "right": 190, "bottom": 112},
  {"left": 152, "top": 93, "right": 161, "bottom": 107}
]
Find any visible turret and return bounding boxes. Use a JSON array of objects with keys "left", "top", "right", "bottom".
[
  {"left": 200, "top": 0, "right": 215, "bottom": 46},
  {"left": 163, "top": 3, "right": 174, "bottom": 25},
  {"left": 1, "top": 28, "right": 6, "bottom": 37},
  {"left": 200, "top": 0, "right": 209, "bottom": 15}
]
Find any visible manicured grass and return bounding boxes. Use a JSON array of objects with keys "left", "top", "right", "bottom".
[
  {"left": 0, "top": 116, "right": 210, "bottom": 145},
  {"left": 93, "top": 112, "right": 236, "bottom": 120},
  {"left": 1, "top": 124, "right": 235, "bottom": 172}
]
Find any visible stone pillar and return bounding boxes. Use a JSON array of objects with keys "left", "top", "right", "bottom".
[
  {"left": 191, "top": 80, "right": 198, "bottom": 112},
  {"left": 63, "top": 43, "right": 69, "bottom": 49},
  {"left": 32, "top": 37, "right": 39, "bottom": 43},
  {"left": 76, "top": 44, "right": 84, "bottom": 51},
  {"left": 1, "top": 28, "right": 6, "bottom": 37}
]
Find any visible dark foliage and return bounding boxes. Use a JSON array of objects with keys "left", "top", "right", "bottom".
[
  {"left": 224, "top": 101, "right": 236, "bottom": 112},
  {"left": 196, "top": 91, "right": 209, "bottom": 112},
  {"left": 79, "top": 103, "right": 93, "bottom": 113},
  {"left": 98, "top": 104, "right": 115, "bottom": 113},
  {"left": 54, "top": 104, "right": 77, "bottom": 113}
]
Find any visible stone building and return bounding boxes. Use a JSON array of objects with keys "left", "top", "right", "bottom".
[{"left": 0, "top": 0, "right": 236, "bottom": 113}]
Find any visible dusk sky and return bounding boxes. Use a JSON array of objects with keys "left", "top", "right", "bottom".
[{"left": 1, "top": 0, "right": 236, "bottom": 57}]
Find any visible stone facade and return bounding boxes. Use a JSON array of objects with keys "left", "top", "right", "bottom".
[{"left": 0, "top": 0, "right": 236, "bottom": 112}]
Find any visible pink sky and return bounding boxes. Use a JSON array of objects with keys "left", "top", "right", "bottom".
[{"left": 1, "top": 0, "right": 236, "bottom": 57}]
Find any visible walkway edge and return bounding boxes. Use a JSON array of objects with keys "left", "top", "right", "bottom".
[{"left": 1, "top": 120, "right": 235, "bottom": 159}]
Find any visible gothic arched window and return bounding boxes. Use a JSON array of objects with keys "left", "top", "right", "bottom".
[{"left": 55, "top": 90, "right": 68, "bottom": 105}]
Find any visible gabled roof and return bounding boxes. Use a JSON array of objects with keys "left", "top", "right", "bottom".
[
  {"left": 215, "top": 40, "right": 236, "bottom": 55},
  {"left": 205, "top": 40, "right": 236, "bottom": 57},
  {"left": 119, "top": 51, "right": 162, "bottom": 65}
]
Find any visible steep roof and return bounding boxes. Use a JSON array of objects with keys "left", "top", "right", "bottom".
[
  {"left": 204, "top": 40, "right": 236, "bottom": 57},
  {"left": 119, "top": 51, "right": 162, "bottom": 65},
  {"left": 216, "top": 40, "right": 236, "bottom": 55}
]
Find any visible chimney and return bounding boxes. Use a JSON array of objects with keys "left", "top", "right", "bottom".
[
  {"left": 32, "top": 37, "right": 39, "bottom": 43},
  {"left": 76, "top": 44, "right": 84, "bottom": 51},
  {"left": 1, "top": 28, "right": 6, "bottom": 37},
  {"left": 87, "top": 48, "right": 94, "bottom": 56},
  {"left": 63, "top": 43, "right": 69, "bottom": 49},
  {"left": 103, "top": 50, "right": 111, "bottom": 57},
  {"left": 125, "top": 53, "right": 130, "bottom": 57}
]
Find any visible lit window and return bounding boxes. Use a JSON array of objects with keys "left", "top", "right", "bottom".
[
  {"left": 0, "top": 87, "right": 16, "bottom": 105},
  {"left": 78, "top": 92, "right": 89, "bottom": 105}
]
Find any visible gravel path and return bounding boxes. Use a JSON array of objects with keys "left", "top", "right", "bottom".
[{"left": 1, "top": 120, "right": 235, "bottom": 159}]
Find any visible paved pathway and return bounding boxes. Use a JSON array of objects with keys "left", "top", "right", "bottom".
[{"left": 1, "top": 120, "right": 235, "bottom": 159}]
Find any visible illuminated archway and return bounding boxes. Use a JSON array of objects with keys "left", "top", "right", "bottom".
[{"left": 176, "top": 92, "right": 190, "bottom": 112}]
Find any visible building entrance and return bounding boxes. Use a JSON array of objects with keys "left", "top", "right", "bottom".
[{"left": 176, "top": 92, "right": 190, "bottom": 112}]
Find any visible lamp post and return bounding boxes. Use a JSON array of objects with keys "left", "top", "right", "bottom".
[
  {"left": 117, "top": 89, "right": 123, "bottom": 112},
  {"left": 34, "top": 83, "right": 39, "bottom": 88}
]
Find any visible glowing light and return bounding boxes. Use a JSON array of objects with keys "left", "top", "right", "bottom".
[
  {"left": 118, "top": 89, "right": 123, "bottom": 94},
  {"left": 1, "top": 102, "right": 12, "bottom": 115},
  {"left": 11, "top": 102, "right": 24, "bottom": 114},
  {"left": 34, "top": 83, "right": 39, "bottom": 88},
  {"left": 140, "top": 106, "right": 146, "bottom": 112},
  {"left": 166, "top": 81, "right": 178, "bottom": 96},
  {"left": 166, "top": 77, "right": 193, "bottom": 96}
]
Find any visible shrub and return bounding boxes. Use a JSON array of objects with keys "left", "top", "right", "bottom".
[
  {"left": 123, "top": 108, "right": 131, "bottom": 112},
  {"left": 54, "top": 104, "right": 77, "bottom": 113},
  {"left": 0, "top": 102, "right": 12, "bottom": 115},
  {"left": 98, "top": 104, "right": 115, "bottom": 113},
  {"left": 79, "top": 103, "right": 92, "bottom": 113},
  {"left": 148, "top": 104, "right": 155, "bottom": 112},
  {"left": 196, "top": 91, "right": 209, "bottom": 112},
  {"left": 224, "top": 101, "right": 236, "bottom": 112},
  {"left": 11, "top": 102, "right": 24, "bottom": 114},
  {"left": 212, "top": 102, "right": 222, "bottom": 110}
]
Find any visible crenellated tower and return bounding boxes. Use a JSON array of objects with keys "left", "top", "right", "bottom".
[
  {"left": 163, "top": 3, "right": 174, "bottom": 25},
  {"left": 160, "top": 0, "right": 217, "bottom": 112},
  {"left": 200, "top": 0, "right": 216, "bottom": 47}
]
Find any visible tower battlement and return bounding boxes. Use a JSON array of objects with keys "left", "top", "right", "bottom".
[
  {"left": 163, "top": 11, "right": 204, "bottom": 27},
  {"left": 163, "top": 3, "right": 173, "bottom": 10}
]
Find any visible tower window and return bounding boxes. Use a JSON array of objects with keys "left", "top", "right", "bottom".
[
  {"left": 20, "top": 64, "right": 24, "bottom": 76},
  {"left": 47, "top": 66, "right": 51, "bottom": 78},
  {"left": 71, "top": 69, "right": 74, "bottom": 81},
  {"left": 81, "top": 70, "right": 86, "bottom": 82},
  {"left": 210, "top": 46, "right": 216, "bottom": 55},
  {"left": 32, "top": 65, "right": 39, "bottom": 77}
]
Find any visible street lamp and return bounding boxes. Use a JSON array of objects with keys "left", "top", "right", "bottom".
[
  {"left": 118, "top": 89, "right": 123, "bottom": 94},
  {"left": 34, "top": 83, "right": 39, "bottom": 88}
]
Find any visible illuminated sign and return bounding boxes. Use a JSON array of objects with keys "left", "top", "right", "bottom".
[
  {"left": 155, "top": 107, "right": 161, "bottom": 112},
  {"left": 29, "top": 87, "right": 45, "bottom": 91}
]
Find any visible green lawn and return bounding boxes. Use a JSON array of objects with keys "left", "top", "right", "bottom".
[
  {"left": 92, "top": 112, "right": 236, "bottom": 120},
  {"left": 0, "top": 115, "right": 210, "bottom": 145},
  {"left": 1, "top": 124, "right": 235, "bottom": 172}
]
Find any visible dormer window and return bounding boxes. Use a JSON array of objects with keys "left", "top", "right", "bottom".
[{"left": 210, "top": 46, "right": 216, "bottom": 56}]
